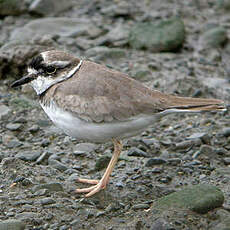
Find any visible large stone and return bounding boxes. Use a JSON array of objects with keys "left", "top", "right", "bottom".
[
  {"left": 29, "top": 0, "right": 73, "bottom": 16},
  {"left": 154, "top": 184, "right": 224, "bottom": 214},
  {"left": 10, "top": 18, "right": 97, "bottom": 42},
  {"left": 129, "top": 17, "right": 185, "bottom": 52},
  {"left": 0, "top": 219, "right": 25, "bottom": 230},
  {"left": 0, "top": 105, "right": 11, "bottom": 119},
  {"left": 199, "top": 26, "right": 227, "bottom": 48}
]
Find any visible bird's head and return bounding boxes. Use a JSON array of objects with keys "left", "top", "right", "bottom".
[{"left": 11, "top": 50, "right": 82, "bottom": 95}]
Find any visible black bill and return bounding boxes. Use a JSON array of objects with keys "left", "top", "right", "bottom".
[{"left": 11, "top": 73, "right": 36, "bottom": 88}]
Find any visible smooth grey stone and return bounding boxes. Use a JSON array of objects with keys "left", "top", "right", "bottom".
[
  {"left": 6, "top": 140, "right": 23, "bottom": 148},
  {"left": 15, "top": 151, "right": 41, "bottom": 161},
  {"left": 154, "top": 184, "right": 224, "bottom": 214},
  {"left": 127, "top": 147, "right": 149, "bottom": 158},
  {"left": 0, "top": 219, "right": 25, "bottom": 230},
  {"left": 219, "top": 127, "right": 230, "bottom": 137},
  {"left": 6, "top": 123, "right": 22, "bottom": 131},
  {"left": 40, "top": 198, "right": 56, "bottom": 205},
  {"left": 29, "top": 0, "right": 73, "bottom": 16},
  {"left": 48, "top": 159, "right": 68, "bottom": 172},
  {"left": 129, "top": 17, "right": 185, "bottom": 52},
  {"left": 73, "top": 143, "right": 98, "bottom": 156},
  {"left": 0, "top": 105, "right": 11, "bottom": 120},
  {"left": 145, "top": 158, "right": 167, "bottom": 167},
  {"left": 223, "top": 157, "right": 230, "bottom": 165},
  {"left": 199, "top": 26, "right": 227, "bottom": 48},
  {"left": 10, "top": 18, "right": 97, "bottom": 42},
  {"left": 132, "top": 203, "right": 150, "bottom": 210},
  {"left": 95, "top": 155, "right": 111, "bottom": 171}
]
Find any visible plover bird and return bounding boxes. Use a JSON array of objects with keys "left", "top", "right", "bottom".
[{"left": 11, "top": 50, "right": 226, "bottom": 197}]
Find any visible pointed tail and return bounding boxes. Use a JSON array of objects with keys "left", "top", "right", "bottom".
[{"left": 161, "top": 95, "right": 226, "bottom": 113}]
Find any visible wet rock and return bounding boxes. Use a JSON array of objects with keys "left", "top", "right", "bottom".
[
  {"left": 95, "top": 155, "right": 111, "bottom": 171},
  {"left": 15, "top": 151, "right": 41, "bottom": 161},
  {"left": 6, "top": 123, "right": 22, "bottom": 131},
  {"left": 199, "top": 145, "right": 215, "bottom": 157},
  {"left": 154, "top": 184, "right": 224, "bottom": 214},
  {"left": 0, "top": 0, "right": 27, "bottom": 16},
  {"left": 32, "top": 183, "right": 64, "bottom": 193},
  {"left": 174, "top": 139, "right": 201, "bottom": 150},
  {"left": 199, "top": 26, "right": 227, "bottom": 48},
  {"left": 0, "top": 219, "right": 25, "bottom": 230},
  {"left": 29, "top": 0, "right": 73, "bottom": 16},
  {"left": 223, "top": 157, "right": 230, "bottom": 165},
  {"left": 129, "top": 17, "right": 185, "bottom": 52},
  {"left": 6, "top": 140, "right": 23, "bottom": 148},
  {"left": 67, "top": 173, "right": 79, "bottom": 182},
  {"left": 218, "top": 127, "right": 230, "bottom": 137},
  {"left": 48, "top": 158, "right": 68, "bottom": 172},
  {"left": 73, "top": 143, "right": 98, "bottom": 156},
  {"left": 187, "top": 132, "right": 211, "bottom": 144},
  {"left": 145, "top": 158, "right": 167, "bottom": 167},
  {"left": 0, "top": 105, "right": 11, "bottom": 119},
  {"left": 40, "top": 198, "right": 56, "bottom": 205},
  {"left": 132, "top": 203, "right": 150, "bottom": 210},
  {"left": 127, "top": 147, "right": 149, "bottom": 157},
  {"left": 10, "top": 18, "right": 98, "bottom": 42},
  {"left": 28, "top": 125, "right": 40, "bottom": 133}
]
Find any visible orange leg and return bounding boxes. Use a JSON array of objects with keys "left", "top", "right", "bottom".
[{"left": 76, "top": 139, "right": 122, "bottom": 197}]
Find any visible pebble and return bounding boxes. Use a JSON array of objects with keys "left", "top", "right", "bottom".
[
  {"left": 0, "top": 105, "right": 11, "bottom": 119},
  {"left": 15, "top": 151, "right": 41, "bottom": 161},
  {"left": 174, "top": 139, "right": 201, "bottom": 150},
  {"left": 28, "top": 125, "right": 40, "bottom": 133},
  {"left": 48, "top": 158, "right": 68, "bottom": 172},
  {"left": 199, "top": 145, "right": 215, "bottom": 156},
  {"left": 6, "top": 123, "right": 22, "bottom": 131},
  {"left": 40, "top": 198, "right": 56, "bottom": 205},
  {"left": 94, "top": 155, "right": 111, "bottom": 171},
  {"left": 73, "top": 143, "right": 98, "bottom": 156},
  {"left": 132, "top": 203, "right": 150, "bottom": 210},
  {"left": 223, "top": 157, "right": 230, "bottom": 165},
  {"left": 145, "top": 158, "right": 167, "bottom": 167},
  {"left": 6, "top": 140, "right": 23, "bottom": 148},
  {"left": 127, "top": 147, "right": 149, "bottom": 157},
  {"left": 219, "top": 127, "right": 230, "bottom": 137}
]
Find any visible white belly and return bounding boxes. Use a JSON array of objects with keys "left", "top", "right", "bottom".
[{"left": 40, "top": 101, "right": 159, "bottom": 143}]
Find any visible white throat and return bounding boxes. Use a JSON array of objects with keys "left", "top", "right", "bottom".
[{"left": 30, "top": 60, "right": 82, "bottom": 95}]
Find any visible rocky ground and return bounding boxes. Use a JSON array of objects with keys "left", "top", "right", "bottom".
[{"left": 0, "top": 0, "right": 230, "bottom": 229}]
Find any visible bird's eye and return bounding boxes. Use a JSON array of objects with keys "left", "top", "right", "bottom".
[{"left": 46, "top": 66, "right": 56, "bottom": 74}]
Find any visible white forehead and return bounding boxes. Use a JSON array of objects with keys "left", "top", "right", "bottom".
[{"left": 28, "top": 67, "right": 38, "bottom": 74}]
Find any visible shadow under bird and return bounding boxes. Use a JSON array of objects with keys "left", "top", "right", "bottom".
[{"left": 11, "top": 50, "right": 226, "bottom": 197}]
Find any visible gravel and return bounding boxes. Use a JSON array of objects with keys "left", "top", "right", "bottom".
[{"left": 0, "top": 0, "right": 229, "bottom": 229}]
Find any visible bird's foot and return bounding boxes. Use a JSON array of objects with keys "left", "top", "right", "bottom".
[{"left": 76, "top": 178, "right": 107, "bottom": 197}]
